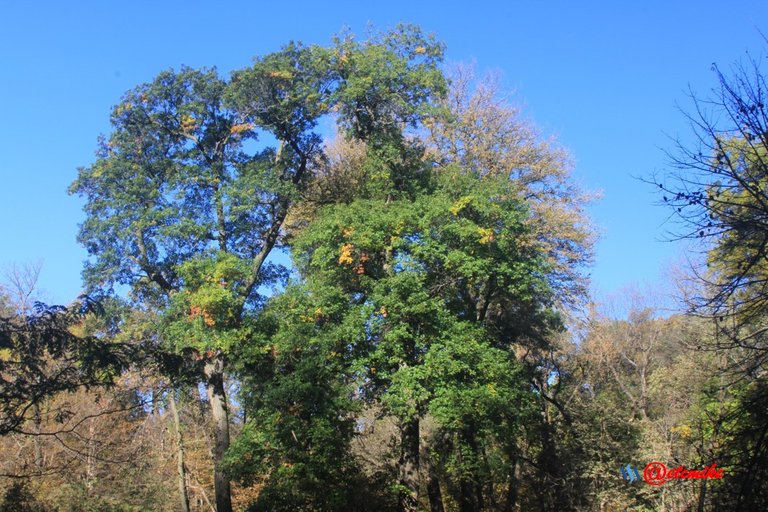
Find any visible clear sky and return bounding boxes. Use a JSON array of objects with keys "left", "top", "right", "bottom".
[{"left": 1, "top": 0, "right": 766, "bottom": 305}]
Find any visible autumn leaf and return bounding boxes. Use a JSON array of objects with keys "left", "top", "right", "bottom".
[
  {"left": 229, "top": 122, "right": 253, "bottom": 135},
  {"left": 478, "top": 227, "right": 495, "bottom": 244},
  {"left": 450, "top": 195, "right": 472, "bottom": 215},
  {"left": 338, "top": 243, "right": 355, "bottom": 265},
  {"left": 180, "top": 114, "right": 197, "bottom": 132}
]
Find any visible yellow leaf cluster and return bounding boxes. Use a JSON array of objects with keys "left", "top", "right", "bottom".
[
  {"left": 114, "top": 102, "right": 132, "bottom": 116},
  {"left": 268, "top": 70, "right": 293, "bottom": 79},
  {"left": 478, "top": 227, "right": 495, "bottom": 244},
  {"left": 450, "top": 196, "right": 473, "bottom": 216},
  {"left": 671, "top": 424, "right": 693, "bottom": 439},
  {"left": 181, "top": 114, "right": 197, "bottom": 132},
  {"left": 300, "top": 307, "right": 324, "bottom": 323},
  {"left": 414, "top": 46, "right": 427, "bottom": 55},
  {"left": 338, "top": 243, "right": 355, "bottom": 265}
]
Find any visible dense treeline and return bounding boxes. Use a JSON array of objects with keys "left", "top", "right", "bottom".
[{"left": 1, "top": 25, "right": 767, "bottom": 511}]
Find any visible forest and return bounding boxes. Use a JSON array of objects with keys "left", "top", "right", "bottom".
[{"left": 1, "top": 24, "right": 768, "bottom": 511}]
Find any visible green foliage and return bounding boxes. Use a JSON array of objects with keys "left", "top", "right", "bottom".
[
  {"left": 425, "top": 325, "right": 535, "bottom": 503},
  {"left": 226, "top": 286, "right": 392, "bottom": 511},
  {"left": 162, "top": 252, "right": 255, "bottom": 353},
  {"left": 277, "top": 126, "right": 562, "bottom": 508},
  {"left": 71, "top": 67, "right": 258, "bottom": 298},
  {"left": 228, "top": 42, "right": 335, "bottom": 145},
  {"left": 708, "top": 378, "right": 768, "bottom": 510},
  {"left": 331, "top": 24, "right": 446, "bottom": 143}
]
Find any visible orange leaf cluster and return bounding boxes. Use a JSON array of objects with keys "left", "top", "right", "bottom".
[
  {"left": 189, "top": 305, "right": 215, "bottom": 327},
  {"left": 229, "top": 123, "right": 253, "bottom": 135},
  {"left": 354, "top": 253, "right": 369, "bottom": 274}
]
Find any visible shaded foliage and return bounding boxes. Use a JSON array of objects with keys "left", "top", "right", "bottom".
[{"left": 0, "top": 299, "right": 133, "bottom": 436}]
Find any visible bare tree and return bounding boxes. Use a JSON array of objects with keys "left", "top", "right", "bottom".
[
  {"left": 655, "top": 46, "right": 768, "bottom": 511},
  {"left": 2, "top": 261, "right": 44, "bottom": 316},
  {"left": 656, "top": 51, "right": 768, "bottom": 329}
]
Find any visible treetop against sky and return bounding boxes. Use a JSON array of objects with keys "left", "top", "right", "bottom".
[{"left": 1, "top": 1, "right": 766, "bottom": 305}]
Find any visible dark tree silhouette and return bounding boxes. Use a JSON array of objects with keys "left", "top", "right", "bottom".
[{"left": 0, "top": 298, "right": 137, "bottom": 436}]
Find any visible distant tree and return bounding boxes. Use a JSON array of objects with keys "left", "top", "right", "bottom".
[
  {"left": 427, "top": 66, "right": 593, "bottom": 309},
  {"left": 0, "top": 262, "right": 45, "bottom": 468},
  {"left": 2, "top": 261, "right": 44, "bottom": 316},
  {"left": 555, "top": 297, "right": 721, "bottom": 511}
]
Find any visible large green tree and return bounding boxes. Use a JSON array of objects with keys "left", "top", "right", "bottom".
[
  {"left": 269, "top": 151, "right": 567, "bottom": 512},
  {"left": 70, "top": 25, "right": 446, "bottom": 512},
  {"left": 226, "top": 66, "right": 592, "bottom": 512}
]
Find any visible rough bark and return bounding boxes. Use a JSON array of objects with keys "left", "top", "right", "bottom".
[
  {"left": 205, "top": 356, "right": 232, "bottom": 512},
  {"left": 503, "top": 457, "right": 521, "bottom": 512}
]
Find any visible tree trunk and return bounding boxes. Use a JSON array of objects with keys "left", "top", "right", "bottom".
[
  {"left": 459, "top": 479, "right": 476, "bottom": 512},
  {"left": 169, "top": 391, "right": 191, "bottom": 512},
  {"left": 458, "top": 428, "right": 483, "bottom": 512},
  {"left": 426, "top": 451, "right": 445, "bottom": 512},
  {"left": 399, "top": 417, "right": 420, "bottom": 512},
  {"left": 697, "top": 479, "right": 707, "bottom": 512},
  {"left": 205, "top": 356, "right": 232, "bottom": 512},
  {"left": 33, "top": 403, "right": 42, "bottom": 469},
  {"left": 503, "top": 456, "right": 520, "bottom": 512}
]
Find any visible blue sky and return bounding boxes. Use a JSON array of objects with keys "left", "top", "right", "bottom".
[{"left": 1, "top": 1, "right": 766, "bottom": 306}]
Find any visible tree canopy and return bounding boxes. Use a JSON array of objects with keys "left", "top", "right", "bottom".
[{"left": 14, "top": 21, "right": 768, "bottom": 512}]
